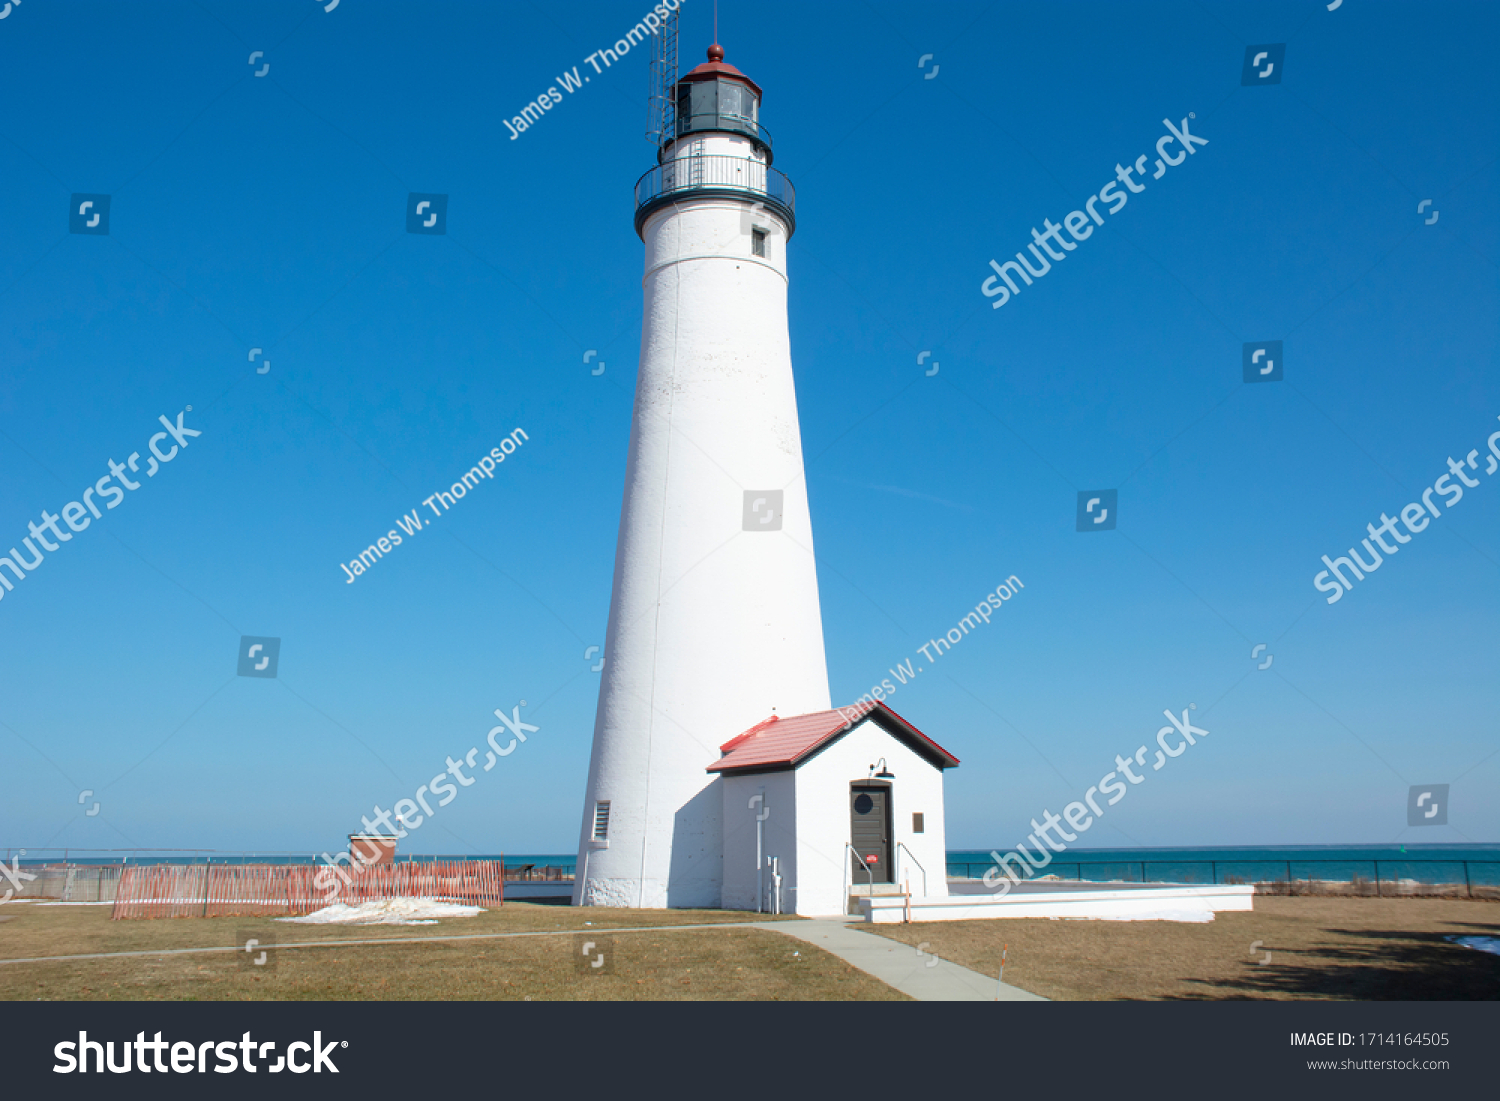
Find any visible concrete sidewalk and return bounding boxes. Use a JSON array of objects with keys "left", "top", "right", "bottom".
[{"left": 757, "top": 919, "right": 1046, "bottom": 1002}]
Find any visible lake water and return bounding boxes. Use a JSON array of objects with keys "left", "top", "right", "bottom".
[{"left": 944, "top": 844, "right": 1500, "bottom": 885}]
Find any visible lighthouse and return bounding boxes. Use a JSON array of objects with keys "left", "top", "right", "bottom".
[{"left": 573, "top": 41, "right": 831, "bottom": 908}]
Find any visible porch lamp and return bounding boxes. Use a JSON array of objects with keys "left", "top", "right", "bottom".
[{"left": 870, "top": 758, "right": 895, "bottom": 780}]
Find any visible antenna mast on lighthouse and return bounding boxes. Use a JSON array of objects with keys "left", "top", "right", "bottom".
[{"left": 646, "top": 2, "right": 680, "bottom": 148}]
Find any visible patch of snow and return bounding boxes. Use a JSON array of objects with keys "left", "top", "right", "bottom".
[{"left": 276, "top": 898, "right": 484, "bottom": 925}]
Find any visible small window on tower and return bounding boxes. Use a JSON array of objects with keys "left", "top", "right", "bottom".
[
  {"left": 592, "top": 800, "right": 611, "bottom": 840},
  {"left": 752, "top": 228, "right": 767, "bottom": 258},
  {"left": 913, "top": 812, "right": 925, "bottom": 834}
]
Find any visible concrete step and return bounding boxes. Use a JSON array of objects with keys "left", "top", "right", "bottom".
[
  {"left": 848, "top": 883, "right": 909, "bottom": 914},
  {"left": 848, "top": 883, "right": 907, "bottom": 897}
]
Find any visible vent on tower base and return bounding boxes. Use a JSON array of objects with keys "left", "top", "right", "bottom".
[{"left": 592, "top": 800, "right": 611, "bottom": 841}]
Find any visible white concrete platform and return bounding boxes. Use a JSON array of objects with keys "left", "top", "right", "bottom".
[{"left": 857, "top": 882, "right": 1255, "bottom": 924}]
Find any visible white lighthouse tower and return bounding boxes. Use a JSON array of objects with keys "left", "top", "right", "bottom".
[{"left": 573, "top": 40, "right": 831, "bottom": 908}]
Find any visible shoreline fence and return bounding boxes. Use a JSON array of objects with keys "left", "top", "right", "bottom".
[
  {"left": 4, "top": 848, "right": 577, "bottom": 871},
  {"left": 946, "top": 858, "right": 1500, "bottom": 898},
  {"left": 110, "top": 861, "right": 507, "bottom": 920},
  {"left": 4, "top": 857, "right": 573, "bottom": 904}
]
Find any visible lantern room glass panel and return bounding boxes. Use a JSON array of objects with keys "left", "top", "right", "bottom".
[{"left": 676, "top": 78, "right": 761, "bottom": 142}]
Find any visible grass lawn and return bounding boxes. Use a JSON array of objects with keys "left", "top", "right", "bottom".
[
  {"left": 0, "top": 901, "right": 903, "bottom": 1001},
  {"left": 865, "top": 895, "right": 1500, "bottom": 1000}
]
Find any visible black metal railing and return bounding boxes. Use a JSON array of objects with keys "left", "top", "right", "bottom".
[
  {"left": 946, "top": 858, "right": 1500, "bottom": 897},
  {"left": 674, "top": 114, "right": 774, "bottom": 151},
  {"left": 499, "top": 863, "right": 574, "bottom": 882},
  {"left": 634, "top": 154, "right": 795, "bottom": 233}
]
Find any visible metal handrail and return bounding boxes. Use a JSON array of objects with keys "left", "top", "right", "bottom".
[
  {"left": 634, "top": 154, "right": 796, "bottom": 220},
  {"left": 846, "top": 842, "right": 875, "bottom": 905},
  {"left": 896, "top": 842, "right": 927, "bottom": 897}
]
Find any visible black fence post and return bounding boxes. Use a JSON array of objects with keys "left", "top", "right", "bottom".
[{"left": 1464, "top": 861, "right": 1472, "bottom": 899}]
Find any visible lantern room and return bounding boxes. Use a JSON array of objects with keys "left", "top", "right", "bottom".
[{"left": 671, "top": 44, "right": 771, "bottom": 159}]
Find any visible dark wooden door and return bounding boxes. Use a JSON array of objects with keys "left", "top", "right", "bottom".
[{"left": 850, "top": 785, "right": 892, "bottom": 883}]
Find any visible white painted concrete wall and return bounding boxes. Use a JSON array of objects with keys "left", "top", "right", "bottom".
[
  {"left": 860, "top": 884, "right": 1256, "bottom": 923},
  {"left": 791, "top": 718, "right": 950, "bottom": 915},
  {"left": 664, "top": 132, "right": 766, "bottom": 163},
  {"left": 721, "top": 770, "right": 797, "bottom": 912},
  {"left": 573, "top": 163, "right": 829, "bottom": 909},
  {"left": 720, "top": 720, "right": 942, "bottom": 918}
]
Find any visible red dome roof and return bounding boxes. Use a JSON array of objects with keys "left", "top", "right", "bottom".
[{"left": 679, "top": 44, "right": 762, "bottom": 98}]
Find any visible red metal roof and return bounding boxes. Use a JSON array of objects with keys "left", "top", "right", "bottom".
[
  {"left": 707, "top": 701, "right": 959, "bottom": 774},
  {"left": 680, "top": 44, "right": 763, "bottom": 98}
]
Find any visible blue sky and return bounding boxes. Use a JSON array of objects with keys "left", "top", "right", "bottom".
[{"left": 1, "top": 0, "right": 1496, "bottom": 859}]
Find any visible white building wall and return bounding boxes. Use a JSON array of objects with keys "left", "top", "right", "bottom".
[
  {"left": 720, "top": 770, "right": 797, "bottom": 912},
  {"left": 573, "top": 180, "right": 829, "bottom": 909},
  {"left": 664, "top": 132, "right": 766, "bottom": 162},
  {"left": 789, "top": 718, "right": 951, "bottom": 916}
]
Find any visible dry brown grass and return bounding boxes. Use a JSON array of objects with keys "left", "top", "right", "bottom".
[
  {"left": 0, "top": 898, "right": 785, "bottom": 960},
  {"left": 1250, "top": 879, "right": 1499, "bottom": 900},
  {"left": 0, "top": 901, "right": 902, "bottom": 1002},
  {"left": 865, "top": 895, "right": 1500, "bottom": 1000}
]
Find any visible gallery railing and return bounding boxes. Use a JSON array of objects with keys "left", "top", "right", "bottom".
[{"left": 633, "top": 154, "right": 796, "bottom": 235}]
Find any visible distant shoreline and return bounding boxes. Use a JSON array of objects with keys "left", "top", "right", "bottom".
[{"left": 10, "top": 842, "right": 1499, "bottom": 869}]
